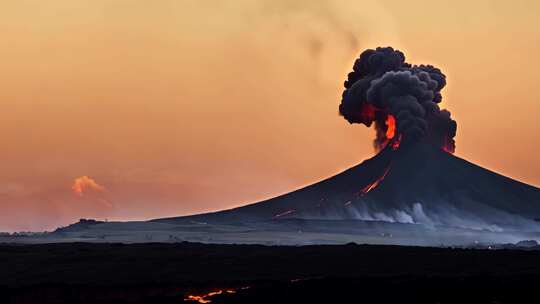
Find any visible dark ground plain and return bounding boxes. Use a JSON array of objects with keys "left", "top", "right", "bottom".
[{"left": 1, "top": 242, "right": 540, "bottom": 304}]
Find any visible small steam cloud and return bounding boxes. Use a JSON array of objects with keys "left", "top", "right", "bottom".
[
  {"left": 340, "top": 47, "right": 457, "bottom": 152},
  {"left": 72, "top": 176, "right": 105, "bottom": 196},
  {"left": 72, "top": 176, "right": 111, "bottom": 208}
]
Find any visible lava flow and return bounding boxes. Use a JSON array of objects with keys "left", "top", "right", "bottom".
[
  {"left": 184, "top": 289, "right": 237, "bottom": 303},
  {"left": 391, "top": 134, "right": 402, "bottom": 150},
  {"left": 360, "top": 165, "right": 391, "bottom": 195},
  {"left": 385, "top": 115, "right": 402, "bottom": 150},
  {"left": 385, "top": 115, "right": 396, "bottom": 139}
]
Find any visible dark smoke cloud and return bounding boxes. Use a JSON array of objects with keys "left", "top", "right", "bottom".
[{"left": 340, "top": 47, "right": 456, "bottom": 152}]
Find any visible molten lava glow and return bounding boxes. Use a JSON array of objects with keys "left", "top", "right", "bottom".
[
  {"left": 185, "top": 289, "right": 241, "bottom": 303},
  {"left": 360, "top": 166, "right": 391, "bottom": 195},
  {"left": 358, "top": 103, "right": 377, "bottom": 126},
  {"left": 71, "top": 176, "right": 105, "bottom": 197},
  {"left": 374, "top": 115, "right": 400, "bottom": 152},
  {"left": 186, "top": 295, "right": 211, "bottom": 304},
  {"left": 442, "top": 137, "right": 456, "bottom": 154},
  {"left": 385, "top": 115, "right": 396, "bottom": 139},
  {"left": 391, "top": 134, "right": 402, "bottom": 150}
]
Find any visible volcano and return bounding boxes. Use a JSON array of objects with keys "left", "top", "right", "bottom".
[{"left": 156, "top": 143, "right": 540, "bottom": 233}]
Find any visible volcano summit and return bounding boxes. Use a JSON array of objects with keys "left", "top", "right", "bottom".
[{"left": 20, "top": 47, "right": 540, "bottom": 247}]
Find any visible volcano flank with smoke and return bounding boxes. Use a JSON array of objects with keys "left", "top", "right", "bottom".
[{"left": 340, "top": 47, "right": 456, "bottom": 152}]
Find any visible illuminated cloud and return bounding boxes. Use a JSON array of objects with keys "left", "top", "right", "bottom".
[{"left": 71, "top": 176, "right": 106, "bottom": 197}]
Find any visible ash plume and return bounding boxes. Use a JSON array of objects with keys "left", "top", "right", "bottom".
[{"left": 340, "top": 47, "right": 456, "bottom": 152}]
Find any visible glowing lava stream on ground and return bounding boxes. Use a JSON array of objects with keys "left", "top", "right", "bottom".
[
  {"left": 185, "top": 289, "right": 235, "bottom": 303},
  {"left": 184, "top": 287, "right": 250, "bottom": 303}
]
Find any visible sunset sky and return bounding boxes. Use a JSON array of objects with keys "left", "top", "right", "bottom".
[{"left": 1, "top": 0, "right": 540, "bottom": 231}]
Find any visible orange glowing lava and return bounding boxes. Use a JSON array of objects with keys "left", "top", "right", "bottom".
[
  {"left": 385, "top": 115, "right": 396, "bottom": 139},
  {"left": 359, "top": 103, "right": 377, "bottom": 126},
  {"left": 185, "top": 289, "right": 241, "bottom": 303},
  {"left": 391, "top": 134, "right": 402, "bottom": 150},
  {"left": 442, "top": 137, "right": 455, "bottom": 154},
  {"left": 360, "top": 166, "right": 391, "bottom": 195},
  {"left": 186, "top": 295, "right": 212, "bottom": 304}
]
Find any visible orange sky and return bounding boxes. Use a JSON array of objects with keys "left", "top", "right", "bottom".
[{"left": 1, "top": 0, "right": 540, "bottom": 231}]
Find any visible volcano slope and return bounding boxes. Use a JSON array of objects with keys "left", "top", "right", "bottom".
[{"left": 159, "top": 143, "right": 540, "bottom": 230}]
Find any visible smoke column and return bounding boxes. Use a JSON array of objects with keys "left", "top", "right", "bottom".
[{"left": 339, "top": 47, "right": 457, "bottom": 153}]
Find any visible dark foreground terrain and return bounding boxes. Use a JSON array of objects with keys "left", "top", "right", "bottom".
[{"left": 2, "top": 242, "right": 540, "bottom": 304}]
